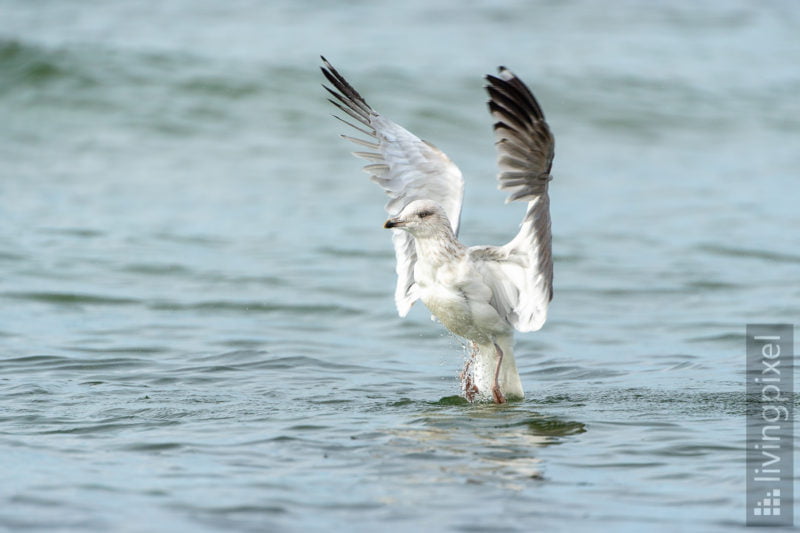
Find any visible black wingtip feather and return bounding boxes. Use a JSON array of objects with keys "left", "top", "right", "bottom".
[
  {"left": 486, "top": 86, "right": 535, "bottom": 129},
  {"left": 320, "top": 57, "right": 374, "bottom": 116},
  {"left": 488, "top": 101, "right": 529, "bottom": 133},
  {"left": 485, "top": 70, "right": 546, "bottom": 121},
  {"left": 484, "top": 66, "right": 555, "bottom": 197}
]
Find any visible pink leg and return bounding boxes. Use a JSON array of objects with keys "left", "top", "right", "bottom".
[{"left": 491, "top": 342, "right": 507, "bottom": 404}]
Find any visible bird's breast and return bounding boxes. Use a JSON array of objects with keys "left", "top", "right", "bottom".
[{"left": 414, "top": 258, "right": 505, "bottom": 342}]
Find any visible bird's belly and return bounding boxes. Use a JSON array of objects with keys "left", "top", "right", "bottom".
[
  {"left": 420, "top": 287, "right": 471, "bottom": 336},
  {"left": 419, "top": 284, "right": 508, "bottom": 343}
]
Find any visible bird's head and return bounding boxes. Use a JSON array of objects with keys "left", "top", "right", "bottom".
[{"left": 383, "top": 199, "right": 451, "bottom": 239}]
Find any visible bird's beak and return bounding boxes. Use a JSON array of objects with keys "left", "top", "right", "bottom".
[{"left": 384, "top": 217, "right": 404, "bottom": 229}]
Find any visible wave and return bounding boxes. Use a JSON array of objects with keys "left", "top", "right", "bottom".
[
  {"left": 0, "top": 38, "right": 92, "bottom": 91},
  {"left": 0, "top": 36, "right": 307, "bottom": 99}
]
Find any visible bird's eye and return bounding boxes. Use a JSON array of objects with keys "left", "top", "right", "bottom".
[{"left": 417, "top": 210, "right": 433, "bottom": 219}]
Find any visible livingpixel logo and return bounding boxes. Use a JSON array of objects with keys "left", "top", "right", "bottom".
[
  {"left": 752, "top": 488, "right": 781, "bottom": 517},
  {"left": 746, "top": 324, "right": 794, "bottom": 527}
]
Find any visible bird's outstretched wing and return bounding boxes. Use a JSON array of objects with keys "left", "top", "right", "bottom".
[
  {"left": 470, "top": 67, "right": 554, "bottom": 332},
  {"left": 321, "top": 57, "right": 465, "bottom": 317}
]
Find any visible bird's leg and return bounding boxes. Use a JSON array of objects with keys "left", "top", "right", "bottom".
[
  {"left": 491, "top": 342, "right": 507, "bottom": 404},
  {"left": 461, "top": 341, "right": 479, "bottom": 401}
]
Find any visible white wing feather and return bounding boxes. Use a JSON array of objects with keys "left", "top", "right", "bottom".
[{"left": 321, "top": 57, "right": 464, "bottom": 316}]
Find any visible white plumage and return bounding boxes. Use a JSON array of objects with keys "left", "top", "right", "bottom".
[{"left": 321, "top": 57, "right": 554, "bottom": 403}]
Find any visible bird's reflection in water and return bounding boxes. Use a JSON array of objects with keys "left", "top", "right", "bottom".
[{"left": 383, "top": 400, "right": 586, "bottom": 489}]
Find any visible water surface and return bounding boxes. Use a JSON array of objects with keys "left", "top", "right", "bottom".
[{"left": 1, "top": 1, "right": 798, "bottom": 531}]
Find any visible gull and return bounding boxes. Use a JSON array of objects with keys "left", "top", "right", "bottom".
[{"left": 321, "top": 57, "right": 554, "bottom": 403}]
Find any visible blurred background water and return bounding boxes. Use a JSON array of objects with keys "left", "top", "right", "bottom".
[{"left": 1, "top": 0, "right": 798, "bottom": 531}]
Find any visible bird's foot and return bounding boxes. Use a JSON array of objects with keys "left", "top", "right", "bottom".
[
  {"left": 463, "top": 373, "right": 479, "bottom": 402},
  {"left": 461, "top": 342, "right": 480, "bottom": 402},
  {"left": 491, "top": 384, "right": 507, "bottom": 404}
]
